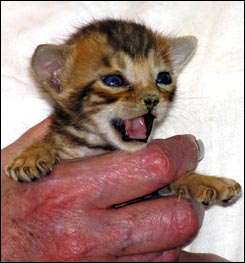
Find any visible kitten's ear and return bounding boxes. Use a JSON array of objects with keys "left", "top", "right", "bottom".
[
  {"left": 32, "top": 44, "right": 70, "bottom": 93},
  {"left": 169, "top": 36, "right": 197, "bottom": 74}
]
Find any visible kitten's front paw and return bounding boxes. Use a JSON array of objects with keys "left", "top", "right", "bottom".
[
  {"left": 169, "top": 173, "right": 242, "bottom": 205},
  {"left": 5, "top": 142, "right": 60, "bottom": 182}
]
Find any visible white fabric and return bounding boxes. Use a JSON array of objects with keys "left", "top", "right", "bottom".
[{"left": 2, "top": 2, "right": 244, "bottom": 261}]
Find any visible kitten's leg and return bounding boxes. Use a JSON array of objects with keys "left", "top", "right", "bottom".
[
  {"left": 5, "top": 140, "right": 60, "bottom": 182},
  {"left": 160, "top": 173, "right": 242, "bottom": 205}
]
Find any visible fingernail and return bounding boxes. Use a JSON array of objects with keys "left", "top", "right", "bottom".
[{"left": 196, "top": 139, "right": 205, "bottom": 161}]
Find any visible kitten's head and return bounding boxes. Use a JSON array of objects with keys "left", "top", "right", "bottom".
[{"left": 32, "top": 19, "right": 197, "bottom": 152}]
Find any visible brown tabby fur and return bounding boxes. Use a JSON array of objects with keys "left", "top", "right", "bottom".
[{"left": 6, "top": 19, "right": 241, "bottom": 205}]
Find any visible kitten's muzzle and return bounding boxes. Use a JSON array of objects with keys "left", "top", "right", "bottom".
[
  {"left": 140, "top": 94, "right": 160, "bottom": 111},
  {"left": 113, "top": 112, "right": 155, "bottom": 143}
]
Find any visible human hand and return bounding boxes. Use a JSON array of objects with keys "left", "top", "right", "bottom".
[{"left": 1, "top": 118, "right": 228, "bottom": 262}]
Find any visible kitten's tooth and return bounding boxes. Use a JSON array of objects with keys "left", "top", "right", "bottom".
[{"left": 196, "top": 139, "right": 205, "bottom": 161}]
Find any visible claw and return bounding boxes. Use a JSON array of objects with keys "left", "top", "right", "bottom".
[
  {"left": 23, "top": 166, "right": 31, "bottom": 175},
  {"left": 5, "top": 166, "right": 11, "bottom": 177},
  {"left": 38, "top": 161, "right": 48, "bottom": 170},
  {"left": 228, "top": 186, "right": 236, "bottom": 199},
  {"left": 14, "top": 167, "right": 20, "bottom": 177},
  {"left": 177, "top": 188, "right": 185, "bottom": 200},
  {"left": 20, "top": 173, "right": 32, "bottom": 182},
  {"left": 54, "top": 154, "right": 61, "bottom": 164},
  {"left": 9, "top": 169, "right": 18, "bottom": 181},
  {"left": 202, "top": 190, "right": 214, "bottom": 206}
]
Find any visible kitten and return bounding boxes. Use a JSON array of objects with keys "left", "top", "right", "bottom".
[{"left": 6, "top": 19, "right": 241, "bottom": 205}]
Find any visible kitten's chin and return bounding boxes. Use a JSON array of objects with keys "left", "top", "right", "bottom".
[
  {"left": 117, "top": 140, "right": 147, "bottom": 151},
  {"left": 111, "top": 137, "right": 148, "bottom": 152}
]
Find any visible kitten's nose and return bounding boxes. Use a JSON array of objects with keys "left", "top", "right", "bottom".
[{"left": 141, "top": 94, "right": 159, "bottom": 110}]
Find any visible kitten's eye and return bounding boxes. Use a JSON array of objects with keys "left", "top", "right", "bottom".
[
  {"left": 102, "top": 75, "right": 124, "bottom": 87},
  {"left": 156, "top": 71, "right": 172, "bottom": 85}
]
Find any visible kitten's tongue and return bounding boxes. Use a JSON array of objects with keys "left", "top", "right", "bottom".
[{"left": 124, "top": 117, "right": 147, "bottom": 139}]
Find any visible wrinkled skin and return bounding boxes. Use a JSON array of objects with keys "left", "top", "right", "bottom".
[{"left": 1, "top": 118, "right": 229, "bottom": 262}]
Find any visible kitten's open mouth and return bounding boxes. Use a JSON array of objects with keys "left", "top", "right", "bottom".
[{"left": 112, "top": 112, "right": 156, "bottom": 143}]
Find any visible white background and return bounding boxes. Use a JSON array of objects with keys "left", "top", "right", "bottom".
[{"left": 1, "top": 1, "right": 244, "bottom": 261}]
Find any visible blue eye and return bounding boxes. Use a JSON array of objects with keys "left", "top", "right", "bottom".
[
  {"left": 156, "top": 71, "right": 172, "bottom": 85},
  {"left": 102, "top": 75, "right": 124, "bottom": 87}
]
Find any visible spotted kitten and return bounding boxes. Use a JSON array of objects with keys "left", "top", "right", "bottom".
[{"left": 6, "top": 19, "right": 241, "bottom": 205}]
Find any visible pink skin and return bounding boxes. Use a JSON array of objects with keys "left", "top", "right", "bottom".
[{"left": 1, "top": 118, "right": 228, "bottom": 262}]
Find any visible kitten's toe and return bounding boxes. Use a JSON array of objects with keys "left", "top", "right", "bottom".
[
  {"left": 201, "top": 189, "right": 216, "bottom": 206},
  {"left": 221, "top": 183, "right": 242, "bottom": 203},
  {"left": 36, "top": 160, "right": 52, "bottom": 176},
  {"left": 6, "top": 165, "right": 19, "bottom": 181}
]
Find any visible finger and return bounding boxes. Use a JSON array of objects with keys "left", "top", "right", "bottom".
[
  {"left": 178, "top": 250, "right": 230, "bottom": 262},
  {"left": 17, "top": 117, "right": 51, "bottom": 143},
  {"left": 117, "top": 248, "right": 179, "bottom": 262},
  {"left": 105, "top": 198, "right": 203, "bottom": 256},
  {"left": 50, "top": 135, "right": 199, "bottom": 208}
]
